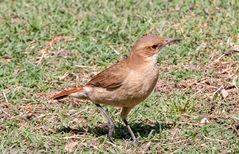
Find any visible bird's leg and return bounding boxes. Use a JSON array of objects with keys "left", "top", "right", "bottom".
[
  {"left": 122, "top": 118, "right": 138, "bottom": 145},
  {"left": 95, "top": 104, "right": 115, "bottom": 142},
  {"left": 121, "top": 107, "right": 138, "bottom": 145}
]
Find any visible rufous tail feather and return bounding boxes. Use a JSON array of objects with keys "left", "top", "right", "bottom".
[{"left": 51, "top": 88, "right": 85, "bottom": 100}]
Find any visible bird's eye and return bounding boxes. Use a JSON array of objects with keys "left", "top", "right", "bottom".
[{"left": 152, "top": 45, "right": 158, "bottom": 49}]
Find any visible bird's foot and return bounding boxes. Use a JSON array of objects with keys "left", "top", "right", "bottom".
[
  {"left": 107, "top": 122, "right": 115, "bottom": 142},
  {"left": 132, "top": 138, "right": 138, "bottom": 146}
]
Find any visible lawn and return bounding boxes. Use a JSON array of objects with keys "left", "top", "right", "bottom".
[{"left": 0, "top": 0, "right": 239, "bottom": 153}]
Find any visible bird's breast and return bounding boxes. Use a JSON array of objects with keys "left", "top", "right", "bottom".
[
  {"left": 125, "top": 64, "right": 159, "bottom": 98},
  {"left": 87, "top": 64, "right": 159, "bottom": 107}
]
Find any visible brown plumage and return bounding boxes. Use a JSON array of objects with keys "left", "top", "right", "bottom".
[
  {"left": 86, "top": 59, "right": 129, "bottom": 90},
  {"left": 51, "top": 35, "right": 180, "bottom": 145}
]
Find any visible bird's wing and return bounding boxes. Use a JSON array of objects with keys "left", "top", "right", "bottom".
[{"left": 86, "top": 59, "right": 129, "bottom": 90}]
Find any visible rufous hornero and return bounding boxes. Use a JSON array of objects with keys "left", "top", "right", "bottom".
[{"left": 51, "top": 35, "right": 180, "bottom": 145}]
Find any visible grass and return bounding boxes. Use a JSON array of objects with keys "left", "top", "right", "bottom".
[{"left": 0, "top": 0, "right": 239, "bottom": 153}]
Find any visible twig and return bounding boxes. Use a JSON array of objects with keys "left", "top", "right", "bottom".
[
  {"left": 59, "top": 72, "right": 69, "bottom": 80},
  {"left": 211, "top": 54, "right": 225, "bottom": 64},
  {"left": 141, "top": 141, "right": 152, "bottom": 153},
  {"left": 0, "top": 91, "right": 11, "bottom": 117},
  {"left": 203, "top": 135, "right": 227, "bottom": 143},
  {"left": 75, "top": 65, "right": 94, "bottom": 68},
  {"left": 63, "top": 135, "right": 83, "bottom": 140},
  {"left": 224, "top": 49, "right": 239, "bottom": 55},
  {"left": 0, "top": 109, "right": 11, "bottom": 117},
  {"left": 211, "top": 85, "right": 223, "bottom": 99},
  {"left": 175, "top": 121, "right": 202, "bottom": 127},
  {"left": 160, "top": 139, "right": 188, "bottom": 145},
  {"left": 171, "top": 128, "right": 180, "bottom": 140},
  {"left": 109, "top": 45, "right": 120, "bottom": 55},
  {"left": 2, "top": 90, "right": 9, "bottom": 103}
]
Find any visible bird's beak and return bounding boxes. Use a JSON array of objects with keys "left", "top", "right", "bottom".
[{"left": 165, "top": 38, "right": 181, "bottom": 46}]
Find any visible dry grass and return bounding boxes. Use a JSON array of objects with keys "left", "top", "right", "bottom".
[{"left": 0, "top": 0, "right": 239, "bottom": 153}]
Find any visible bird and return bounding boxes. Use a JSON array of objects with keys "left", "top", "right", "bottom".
[{"left": 51, "top": 35, "right": 180, "bottom": 145}]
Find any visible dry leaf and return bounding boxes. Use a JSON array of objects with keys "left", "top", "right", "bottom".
[
  {"left": 221, "top": 89, "right": 229, "bottom": 98},
  {"left": 200, "top": 117, "right": 209, "bottom": 124},
  {"left": 64, "top": 141, "right": 78, "bottom": 152},
  {"left": 201, "top": 23, "right": 208, "bottom": 29}
]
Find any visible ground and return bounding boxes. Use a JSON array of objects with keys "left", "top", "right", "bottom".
[{"left": 0, "top": 0, "right": 239, "bottom": 153}]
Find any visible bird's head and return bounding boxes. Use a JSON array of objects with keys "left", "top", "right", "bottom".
[{"left": 132, "top": 35, "right": 180, "bottom": 59}]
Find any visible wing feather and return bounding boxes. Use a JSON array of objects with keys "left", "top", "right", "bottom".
[{"left": 86, "top": 59, "right": 129, "bottom": 90}]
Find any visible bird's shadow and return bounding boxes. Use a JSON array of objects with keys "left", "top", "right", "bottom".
[{"left": 57, "top": 121, "right": 173, "bottom": 139}]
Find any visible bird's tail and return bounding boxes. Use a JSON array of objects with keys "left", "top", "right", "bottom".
[{"left": 51, "top": 87, "right": 88, "bottom": 100}]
